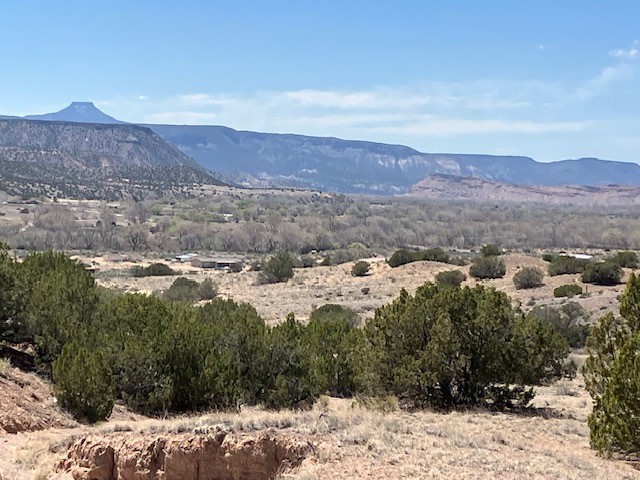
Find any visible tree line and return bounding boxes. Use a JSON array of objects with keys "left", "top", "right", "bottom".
[{"left": 4, "top": 193, "right": 640, "bottom": 255}]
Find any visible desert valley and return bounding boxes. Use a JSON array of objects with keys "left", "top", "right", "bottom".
[{"left": 3, "top": 4, "right": 640, "bottom": 479}]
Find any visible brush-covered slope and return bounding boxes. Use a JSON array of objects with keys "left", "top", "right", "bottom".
[{"left": 0, "top": 118, "right": 226, "bottom": 199}]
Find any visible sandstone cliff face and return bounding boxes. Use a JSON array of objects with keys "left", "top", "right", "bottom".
[{"left": 57, "top": 430, "right": 310, "bottom": 480}]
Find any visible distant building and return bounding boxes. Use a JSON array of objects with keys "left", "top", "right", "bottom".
[
  {"left": 175, "top": 253, "right": 199, "bottom": 262},
  {"left": 190, "top": 256, "right": 244, "bottom": 271},
  {"left": 559, "top": 253, "right": 594, "bottom": 260}
]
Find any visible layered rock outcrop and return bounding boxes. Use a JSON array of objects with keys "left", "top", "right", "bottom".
[{"left": 57, "top": 430, "right": 310, "bottom": 480}]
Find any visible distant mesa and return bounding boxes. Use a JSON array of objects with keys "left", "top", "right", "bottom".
[
  {"left": 408, "top": 174, "right": 640, "bottom": 206},
  {"left": 7, "top": 102, "right": 640, "bottom": 195},
  {"left": 25, "top": 101, "right": 125, "bottom": 125}
]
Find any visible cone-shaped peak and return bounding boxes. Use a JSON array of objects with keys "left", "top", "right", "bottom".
[{"left": 25, "top": 102, "right": 125, "bottom": 124}]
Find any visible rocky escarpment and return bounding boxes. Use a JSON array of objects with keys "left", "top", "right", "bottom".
[
  {"left": 57, "top": 430, "right": 311, "bottom": 480},
  {"left": 147, "top": 124, "right": 640, "bottom": 194},
  {"left": 409, "top": 174, "right": 640, "bottom": 205}
]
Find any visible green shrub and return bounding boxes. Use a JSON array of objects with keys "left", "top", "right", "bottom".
[
  {"left": 304, "top": 315, "right": 360, "bottom": 398},
  {"left": 296, "top": 255, "right": 316, "bottom": 268},
  {"left": 610, "top": 251, "right": 639, "bottom": 269},
  {"left": 434, "top": 269, "right": 466, "bottom": 287},
  {"left": 583, "top": 274, "right": 640, "bottom": 456},
  {"left": 387, "top": 248, "right": 415, "bottom": 267},
  {"left": 96, "top": 294, "right": 176, "bottom": 414},
  {"left": 164, "top": 277, "right": 199, "bottom": 302},
  {"left": 310, "top": 304, "right": 360, "bottom": 327},
  {"left": 260, "top": 315, "right": 313, "bottom": 409},
  {"left": 542, "top": 253, "right": 556, "bottom": 262},
  {"left": 388, "top": 247, "right": 449, "bottom": 268},
  {"left": 355, "top": 284, "right": 569, "bottom": 409},
  {"left": 554, "top": 284, "right": 583, "bottom": 298},
  {"left": 581, "top": 261, "right": 623, "bottom": 286},
  {"left": 258, "top": 252, "right": 295, "bottom": 284},
  {"left": 351, "top": 260, "right": 370, "bottom": 277},
  {"left": 21, "top": 251, "right": 99, "bottom": 363},
  {"left": 448, "top": 256, "right": 468, "bottom": 267},
  {"left": 0, "top": 244, "right": 27, "bottom": 343},
  {"left": 163, "top": 277, "right": 218, "bottom": 303},
  {"left": 131, "top": 263, "right": 177, "bottom": 277},
  {"left": 513, "top": 267, "right": 544, "bottom": 290},
  {"left": 529, "top": 303, "right": 590, "bottom": 348},
  {"left": 548, "top": 256, "right": 590, "bottom": 276},
  {"left": 420, "top": 247, "right": 450, "bottom": 263},
  {"left": 481, "top": 244, "right": 501, "bottom": 257},
  {"left": 320, "top": 248, "right": 375, "bottom": 266},
  {"left": 53, "top": 342, "right": 114, "bottom": 422},
  {"left": 198, "top": 278, "right": 217, "bottom": 300},
  {"left": 198, "top": 298, "right": 269, "bottom": 410},
  {"left": 469, "top": 256, "right": 506, "bottom": 279}
]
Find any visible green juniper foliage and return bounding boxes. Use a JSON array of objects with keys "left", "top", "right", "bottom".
[
  {"left": 581, "top": 261, "right": 623, "bottom": 286},
  {"left": 5, "top": 251, "right": 572, "bottom": 422},
  {"left": 583, "top": 274, "right": 640, "bottom": 457},
  {"left": 434, "top": 269, "right": 467, "bottom": 287},
  {"left": 513, "top": 267, "right": 544, "bottom": 290},
  {"left": 258, "top": 251, "right": 295, "bottom": 284},
  {"left": 469, "top": 256, "right": 506, "bottom": 279},
  {"left": 351, "top": 260, "right": 370, "bottom": 277},
  {"left": 387, "top": 247, "right": 450, "bottom": 268},
  {"left": 53, "top": 342, "right": 114, "bottom": 422},
  {"left": 354, "top": 283, "right": 568, "bottom": 409},
  {"left": 553, "top": 284, "right": 583, "bottom": 298}
]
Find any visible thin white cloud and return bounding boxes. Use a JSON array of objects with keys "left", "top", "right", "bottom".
[
  {"left": 102, "top": 68, "right": 616, "bottom": 141},
  {"left": 178, "top": 93, "right": 240, "bottom": 107},
  {"left": 371, "top": 118, "right": 588, "bottom": 136},
  {"left": 574, "top": 63, "right": 635, "bottom": 100},
  {"left": 144, "top": 111, "right": 220, "bottom": 124},
  {"left": 281, "top": 89, "right": 431, "bottom": 109},
  {"left": 609, "top": 40, "right": 639, "bottom": 60}
]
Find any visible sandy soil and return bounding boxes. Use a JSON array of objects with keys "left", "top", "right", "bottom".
[{"left": 90, "top": 253, "right": 624, "bottom": 325}]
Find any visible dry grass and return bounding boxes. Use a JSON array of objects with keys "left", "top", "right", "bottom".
[
  {"left": 0, "top": 357, "right": 10, "bottom": 375},
  {"left": 0, "top": 252, "right": 633, "bottom": 479},
  {"left": 89, "top": 252, "right": 624, "bottom": 325},
  {"left": 2, "top": 374, "right": 640, "bottom": 480}
]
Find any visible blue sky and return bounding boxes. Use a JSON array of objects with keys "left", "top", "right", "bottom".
[{"left": 1, "top": 1, "right": 639, "bottom": 162}]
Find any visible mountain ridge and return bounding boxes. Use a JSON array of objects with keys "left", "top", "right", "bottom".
[
  {"left": 0, "top": 117, "right": 226, "bottom": 200},
  {"left": 144, "top": 122, "right": 640, "bottom": 193},
  {"left": 8, "top": 102, "right": 640, "bottom": 194}
]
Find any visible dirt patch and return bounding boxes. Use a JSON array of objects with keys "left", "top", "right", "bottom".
[
  {"left": 56, "top": 431, "right": 310, "bottom": 480},
  {"left": 0, "top": 365, "right": 77, "bottom": 434}
]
